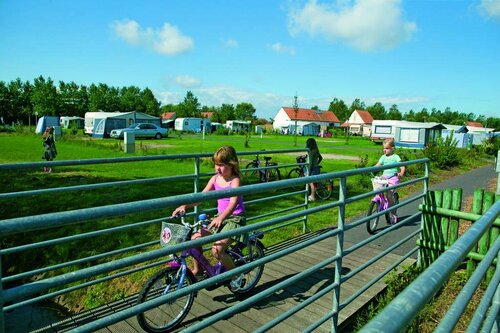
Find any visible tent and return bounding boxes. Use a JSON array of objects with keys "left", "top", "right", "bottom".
[
  {"left": 85, "top": 111, "right": 161, "bottom": 138},
  {"left": 60, "top": 116, "right": 84, "bottom": 129},
  {"left": 35, "top": 116, "right": 60, "bottom": 134}
]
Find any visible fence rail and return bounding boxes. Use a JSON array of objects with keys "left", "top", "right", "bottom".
[{"left": 0, "top": 151, "right": 429, "bottom": 332}]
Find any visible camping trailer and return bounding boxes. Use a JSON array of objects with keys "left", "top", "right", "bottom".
[
  {"left": 370, "top": 120, "right": 399, "bottom": 143},
  {"left": 174, "top": 118, "right": 211, "bottom": 133},
  {"left": 60, "top": 116, "right": 84, "bottom": 129},
  {"left": 85, "top": 111, "right": 161, "bottom": 138}
]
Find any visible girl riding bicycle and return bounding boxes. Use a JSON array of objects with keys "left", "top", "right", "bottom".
[
  {"left": 375, "top": 139, "right": 405, "bottom": 224},
  {"left": 172, "top": 145, "right": 246, "bottom": 290},
  {"left": 306, "top": 138, "right": 323, "bottom": 201}
]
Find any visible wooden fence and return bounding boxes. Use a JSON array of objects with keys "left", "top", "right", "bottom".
[{"left": 418, "top": 188, "right": 500, "bottom": 282}]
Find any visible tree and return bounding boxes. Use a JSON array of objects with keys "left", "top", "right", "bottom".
[
  {"left": 386, "top": 104, "right": 402, "bottom": 120},
  {"left": 59, "top": 81, "right": 88, "bottom": 117},
  {"left": 328, "top": 98, "right": 349, "bottom": 122},
  {"left": 31, "top": 76, "right": 59, "bottom": 117},
  {"left": 88, "top": 83, "right": 120, "bottom": 112},
  {"left": 349, "top": 98, "right": 366, "bottom": 113},
  {"left": 219, "top": 104, "right": 235, "bottom": 123},
  {"left": 366, "top": 102, "right": 386, "bottom": 120},
  {"left": 120, "top": 86, "right": 142, "bottom": 112},
  {"left": 140, "top": 88, "right": 160, "bottom": 115},
  {"left": 177, "top": 91, "right": 201, "bottom": 117},
  {"left": 234, "top": 102, "right": 256, "bottom": 121}
]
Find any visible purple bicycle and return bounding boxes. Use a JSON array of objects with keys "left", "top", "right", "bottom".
[
  {"left": 136, "top": 214, "right": 265, "bottom": 333},
  {"left": 366, "top": 175, "right": 400, "bottom": 234}
]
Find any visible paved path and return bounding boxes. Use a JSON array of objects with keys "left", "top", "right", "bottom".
[{"left": 345, "top": 163, "right": 498, "bottom": 256}]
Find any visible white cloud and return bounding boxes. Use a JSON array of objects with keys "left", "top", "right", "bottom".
[
  {"left": 222, "top": 39, "right": 239, "bottom": 48},
  {"left": 479, "top": 0, "right": 500, "bottom": 19},
  {"left": 288, "top": 0, "right": 417, "bottom": 51},
  {"left": 111, "top": 19, "right": 194, "bottom": 55},
  {"left": 175, "top": 75, "right": 201, "bottom": 88},
  {"left": 270, "top": 42, "right": 296, "bottom": 55}
]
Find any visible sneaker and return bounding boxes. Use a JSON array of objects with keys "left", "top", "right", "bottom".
[
  {"left": 390, "top": 215, "right": 398, "bottom": 225},
  {"left": 230, "top": 274, "right": 244, "bottom": 291},
  {"left": 308, "top": 195, "right": 316, "bottom": 202}
]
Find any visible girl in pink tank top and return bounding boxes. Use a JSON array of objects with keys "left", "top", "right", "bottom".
[{"left": 172, "top": 146, "right": 246, "bottom": 290}]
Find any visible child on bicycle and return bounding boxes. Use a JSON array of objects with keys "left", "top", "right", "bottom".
[
  {"left": 375, "top": 138, "right": 405, "bottom": 224},
  {"left": 306, "top": 138, "right": 323, "bottom": 201},
  {"left": 172, "top": 145, "right": 246, "bottom": 290}
]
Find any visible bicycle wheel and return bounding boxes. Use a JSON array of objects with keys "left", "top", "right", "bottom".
[
  {"left": 366, "top": 200, "right": 381, "bottom": 234},
  {"left": 229, "top": 242, "right": 265, "bottom": 294},
  {"left": 266, "top": 163, "right": 281, "bottom": 182},
  {"left": 137, "top": 267, "right": 195, "bottom": 333},
  {"left": 315, "top": 179, "right": 333, "bottom": 200},
  {"left": 384, "top": 191, "right": 400, "bottom": 224},
  {"left": 287, "top": 168, "right": 304, "bottom": 191},
  {"left": 243, "top": 162, "right": 260, "bottom": 184}
]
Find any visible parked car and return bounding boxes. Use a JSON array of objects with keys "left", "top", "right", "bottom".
[{"left": 110, "top": 123, "right": 168, "bottom": 139}]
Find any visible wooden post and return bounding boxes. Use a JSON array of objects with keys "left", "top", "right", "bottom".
[
  {"left": 481, "top": 192, "right": 495, "bottom": 282},
  {"left": 466, "top": 189, "right": 484, "bottom": 277},
  {"left": 440, "top": 190, "right": 451, "bottom": 246},
  {"left": 421, "top": 191, "right": 435, "bottom": 268},
  {"left": 448, "top": 189, "right": 462, "bottom": 245}
]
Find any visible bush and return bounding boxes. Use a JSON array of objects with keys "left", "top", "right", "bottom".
[{"left": 423, "top": 136, "right": 462, "bottom": 170}]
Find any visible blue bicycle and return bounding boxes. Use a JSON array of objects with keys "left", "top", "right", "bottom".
[{"left": 136, "top": 214, "right": 265, "bottom": 333}]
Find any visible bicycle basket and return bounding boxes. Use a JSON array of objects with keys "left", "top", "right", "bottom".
[
  {"left": 160, "top": 222, "right": 191, "bottom": 247},
  {"left": 296, "top": 155, "right": 307, "bottom": 163},
  {"left": 371, "top": 177, "right": 389, "bottom": 191}
]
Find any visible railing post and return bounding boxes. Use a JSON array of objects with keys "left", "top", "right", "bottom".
[
  {"left": 194, "top": 156, "right": 200, "bottom": 216},
  {"left": 0, "top": 254, "right": 4, "bottom": 333},
  {"left": 332, "top": 176, "right": 347, "bottom": 332}
]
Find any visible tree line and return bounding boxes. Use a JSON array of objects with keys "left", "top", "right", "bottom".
[{"left": 1, "top": 76, "right": 498, "bottom": 130}]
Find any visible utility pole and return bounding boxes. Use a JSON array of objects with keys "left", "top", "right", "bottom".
[{"left": 293, "top": 94, "right": 298, "bottom": 147}]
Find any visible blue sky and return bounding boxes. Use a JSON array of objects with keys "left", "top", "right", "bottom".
[{"left": 1, "top": 0, "right": 499, "bottom": 120}]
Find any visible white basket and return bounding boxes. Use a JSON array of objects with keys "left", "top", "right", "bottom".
[
  {"left": 160, "top": 222, "right": 191, "bottom": 247},
  {"left": 371, "top": 177, "right": 389, "bottom": 191}
]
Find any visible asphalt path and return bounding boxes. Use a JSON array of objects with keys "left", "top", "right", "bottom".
[{"left": 344, "top": 163, "right": 498, "bottom": 257}]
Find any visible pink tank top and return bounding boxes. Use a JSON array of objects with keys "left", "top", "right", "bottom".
[{"left": 213, "top": 176, "right": 245, "bottom": 215}]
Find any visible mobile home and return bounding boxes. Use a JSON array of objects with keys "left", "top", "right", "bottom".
[
  {"left": 174, "top": 118, "right": 211, "bottom": 133},
  {"left": 370, "top": 120, "right": 399, "bottom": 143}
]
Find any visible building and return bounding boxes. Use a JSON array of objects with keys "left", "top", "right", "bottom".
[
  {"left": 340, "top": 110, "right": 373, "bottom": 136},
  {"left": 272, "top": 107, "right": 340, "bottom": 135}
]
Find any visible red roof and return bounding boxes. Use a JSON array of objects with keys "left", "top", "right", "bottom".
[
  {"left": 161, "top": 112, "right": 176, "bottom": 120},
  {"left": 466, "top": 121, "right": 483, "bottom": 128},
  {"left": 354, "top": 110, "right": 373, "bottom": 123},
  {"left": 201, "top": 112, "right": 213, "bottom": 119},
  {"left": 282, "top": 107, "right": 340, "bottom": 123}
]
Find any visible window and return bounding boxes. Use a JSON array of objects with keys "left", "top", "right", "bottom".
[
  {"left": 399, "top": 128, "right": 419, "bottom": 143},
  {"left": 375, "top": 125, "right": 392, "bottom": 134}
]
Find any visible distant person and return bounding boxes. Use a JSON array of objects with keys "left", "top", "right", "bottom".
[
  {"left": 172, "top": 145, "right": 246, "bottom": 291},
  {"left": 306, "top": 138, "right": 323, "bottom": 201},
  {"left": 374, "top": 138, "right": 405, "bottom": 224},
  {"left": 42, "top": 126, "right": 57, "bottom": 173}
]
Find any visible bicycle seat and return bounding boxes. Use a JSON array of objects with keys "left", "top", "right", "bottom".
[{"left": 264, "top": 156, "right": 272, "bottom": 162}]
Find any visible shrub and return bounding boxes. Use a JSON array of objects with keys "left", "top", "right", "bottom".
[{"left": 423, "top": 136, "right": 462, "bottom": 170}]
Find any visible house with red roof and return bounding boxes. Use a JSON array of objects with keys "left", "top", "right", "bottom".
[
  {"left": 341, "top": 110, "right": 373, "bottom": 137},
  {"left": 272, "top": 107, "right": 340, "bottom": 135}
]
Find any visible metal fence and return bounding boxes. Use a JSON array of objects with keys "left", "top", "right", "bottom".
[{"left": 0, "top": 151, "right": 429, "bottom": 332}]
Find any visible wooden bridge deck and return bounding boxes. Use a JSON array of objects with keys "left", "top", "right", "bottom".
[{"left": 21, "top": 230, "right": 415, "bottom": 333}]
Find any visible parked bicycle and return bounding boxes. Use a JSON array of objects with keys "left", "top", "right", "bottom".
[
  {"left": 243, "top": 153, "right": 281, "bottom": 183},
  {"left": 366, "top": 174, "right": 400, "bottom": 234},
  {"left": 287, "top": 155, "right": 333, "bottom": 200},
  {"left": 136, "top": 214, "right": 265, "bottom": 333}
]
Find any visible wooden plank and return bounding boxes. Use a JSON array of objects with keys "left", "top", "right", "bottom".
[{"left": 28, "top": 238, "right": 413, "bottom": 333}]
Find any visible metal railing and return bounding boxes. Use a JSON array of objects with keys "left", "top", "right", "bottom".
[
  {"left": 360, "top": 199, "right": 500, "bottom": 333},
  {"left": 0, "top": 151, "right": 430, "bottom": 332}
]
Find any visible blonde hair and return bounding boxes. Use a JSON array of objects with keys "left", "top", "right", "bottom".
[
  {"left": 383, "top": 138, "right": 395, "bottom": 150},
  {"left": 212, "top": 146, "right": 241, "bottom": 177}
]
